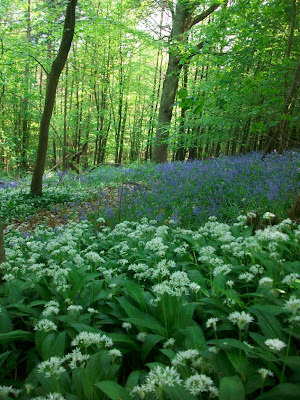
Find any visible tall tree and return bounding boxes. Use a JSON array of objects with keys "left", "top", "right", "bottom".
[
  {"left": 31, "top": 0, "right": 77, "bottom": 195},
  {"left": 0, "top": 218, "right": 5, "bottom": 264},
  {"left": 152, "top": 0, "right": 220, "bottom": 162}
]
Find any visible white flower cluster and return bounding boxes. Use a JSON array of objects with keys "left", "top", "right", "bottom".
[
  {"left": 34, "top": 319, "right": 57, "bottom": 332},
  {"left": 184, "top": 374, "right": 219, "bottom": 397},
  {"left": 64, "top": 347, "right": 90, "bottom": 369},
  {"left": 171, "top": 349, "right": 201, "bottom": 366},
  {"left": 145, "top": 237, "right": 168, "bottom": 257},
  {"left": 42, "top": 300, "right": 60, "bottom": 317},
  {"left": 0, "top": 385, "right": 21, "bottom": 398},
  {"left": 284, "top": 296, "right": 300, "bottom": 316},
  {"left": 152, "top": 271, "right": 194, "bottom": 297},
  {"left": 265, "top": 338, "right": 287, "bottom": 352},
  {"left": 71, "top": 331, "right": 113, "bottom": 348},
  {"left": 257, "top": 368, "right": 274, "bottom": 380},
  {"left": 282, "top": 273, "right": 300, "bottom": 285},
  {"left": 228, "top": 311, "right": 254, "bottom": 330},
  {"left": 131, "top": 366, "right": 182, "bottom": 398},
  {"left": 37, "top": 356, "right": 66, "bottom": 377},
  {"left": 32, "top": 393, "right": 66, "bottom": 400}
]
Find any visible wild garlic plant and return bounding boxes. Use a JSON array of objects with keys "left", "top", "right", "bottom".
[{"left": 0, "top": 215, "right": 299, "bottom": 399}]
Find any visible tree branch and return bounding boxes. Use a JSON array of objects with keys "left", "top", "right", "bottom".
[{"left": 190, "top": 3, "right": 221, "bottom": 28}]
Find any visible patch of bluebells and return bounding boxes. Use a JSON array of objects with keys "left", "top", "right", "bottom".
[
  {"left": 96, "top": 151, "right": 300, "bottom": 227},
  {"left": 0, "top": 178, "right": 23, "bottom": 190}
]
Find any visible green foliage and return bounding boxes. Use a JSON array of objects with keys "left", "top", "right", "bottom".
[
  {"left": 0, "top": 212, "right": 299, "bottom": 398},
  {"left": 0, "top": 186, "right": 86, "bottom": 222}
]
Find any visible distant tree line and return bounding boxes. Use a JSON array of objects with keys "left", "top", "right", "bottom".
[{"left": 0, "top": 0, "right": 298, "bottom": 179}]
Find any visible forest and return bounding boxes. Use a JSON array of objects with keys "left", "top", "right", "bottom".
[{"left": 0, "top": 0, "right": 300, "bottom": 399}]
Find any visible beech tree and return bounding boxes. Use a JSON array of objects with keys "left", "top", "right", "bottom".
[
  {"left": 31, "top": 0, "right": 77, "bottom": 195},
  {"left": 151, "top": 0, "right": 220, "bottom": 162}
]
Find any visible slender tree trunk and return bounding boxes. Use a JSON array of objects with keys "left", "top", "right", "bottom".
[
  {"left": 176, "top": 64, "right": 188, "bottom": 161},
  {"left": 0, "top": 219, "right": 5, "bottom": 264},
  {"left": 152, "top": 2, "right": 220, "bottom": 162},
  {"left": 21, "top": 0, "right": 31, "bottom": 170},
  {"left": 152, "top": 50, "right": 182, "bottom": 162},
  {"left": 31, "top": 0, "right": 77, "bottom": 195},
  {"left": 263, "top": 59, "right": 300, "bottom": 156},
  {"left": 53, "top": 139, "right": 57, "bottom": 167},
  {"left": 145, "top": 10, "right": 164, "bottom": 161},
  {"left": 63, "top": 62, "right": 69, "bottom": 170}
]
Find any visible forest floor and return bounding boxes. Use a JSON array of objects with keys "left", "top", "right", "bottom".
[{"left": 0, "top": 151, "right": 300, "bottom": 399}]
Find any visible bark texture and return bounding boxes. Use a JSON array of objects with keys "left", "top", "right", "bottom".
[{"left": 31, "top": 0, "right": 77, "bottom": 195}]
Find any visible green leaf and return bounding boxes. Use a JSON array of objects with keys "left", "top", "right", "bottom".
[
  {"left": 159, "top": 348, "right": 176, "bottom": 362},
  {"left": 0, "top": 330, "right": 33, "bottom": 344},
  {"left": 164, "top": 384, "right": 197, "bottom": 400},
  {"left": 95, "top": 381, "right": 132, "bottom": 400},
  {"left": 177, "top": 302, "right": 195, "bottom": 329},
  {"left": 0, "top": 306, "right": 13, "bottom": 333},
  {"left": 107, "top": 333, "right": 138, "bottom": 349},
  {"left": 0, "top": 351, "right": 11, "bottom": 368},
  {"left": 141, "top": 334, "right": 164, "bottom": 361},
  {"left": 120, "top": 280, "right": 147, "bottom": 311},
  {"left": 177, "top": 88, "right": 188, "bottom": 99},
  {"left": 249, "top": 307, "right": 283, "bottom": 339},
  {"left": 125, "top": 370, "right": 147, "bottom": 388},
  {"left": 125, "top": 317, "right": 166, "bottom": 336},
  {"left": 225, "top": 348, "right": 249, "bottom": 377},
  {"left": 180, "top": 325, "right": 206, "bottom": 349},
  {"left": 219, "top": 375, "right": 245, "bottom": 400},
  {"left": 208, "top": 338, "right": 256, "bottom": 353},
  {"left": 255, "top": 383, "right": 300, "bottom": 400}
]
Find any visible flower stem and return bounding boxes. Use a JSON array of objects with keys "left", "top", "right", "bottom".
[{"left": 280, "top": 319, "right": 294, "bottom": 383}]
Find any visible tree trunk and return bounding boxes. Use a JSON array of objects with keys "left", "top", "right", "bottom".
[
  {"left": 152, "top": 1, "right": 220, "bottom": 162},
  {"left": 176, "top": 64, "right": 188, "bottom": 161},
  {"left": 21, "top": 0, "right": 31, "bottom": 170},
  {"left": 152, "top": 51, "right": 183, "bottom": 162},
  {"left": 63, "top": 62, "right": 69, "bottom": 171},
  {"left": 263, "top": 59, "right": 300, "bottom": 156},
  {"left": 31, "top": 0, "right": 77, "bottom": 196},
  {"left": 0, "top": 219, "right": 5, "bottom": 264}
]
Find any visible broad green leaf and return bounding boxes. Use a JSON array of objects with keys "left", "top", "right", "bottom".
[
  {"left": 180, "top": 325, "right": 206, "bottom": 349},
  {"left": 177, "top": 302, "right": 195, "bottom": 329},
  {"left": 125, "top": 317, "right": 166, "bottom": 336},
  {"left": 68, "top": 323, "right": 101, "bottom": 333},
  {"left": 159, "top": 348, "right": 176, "bottom": 361},
  {"left": 41, "top": 332, "right": 56, "bottom": 360},
  {"left": 164, "top": 384, "right": 197, "bottom": 400},
  {"left": 224, "top": 348, "right": 249, "bottom": 377},
  {"left": 120, "top": 280, "right": 147, "bottom": 311},
  {"left": 73, "top": 351, "right": 119, "bottom": 400},
  {"left": 125, "top": 370, "right": 147, "bottom": 388},
  {"left": 255, "top": 383, "right": 300, "bottom": 400},
  {"left": 0, "top": 330, "right": 33, "bottom": 344},
  {"left": 286, "top": 356, "right": 300, "bottom": 373},
  {"left": 107, "top": 333, "right": 139, "bottom": 349},
  {"left": 95, "top": 381, "right": 132, "bottom": 400},
  {"left": 219, "top": 375, "right": 245, "bottom": 400},
  {"left": 141, "top": 334, "right": 164, "bottom": 361},
  {"left": 0, "top": 306, "right": 13, "bottom": 332},
  {"left": 0, "top": 351, "right": 11, "bottom": 368},
  {"left": 214, "top": 350, "right": 236, "bottom": 377},
  {"left": 249, "top": 308, "right": 283, "bottom": 339},
  {"left": 118, "top": 297, "right": 145, "bottom": 319},
  {"left": 208, "top": 338, "right": 256, "bottom": 353}
]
